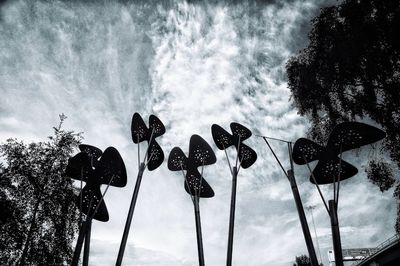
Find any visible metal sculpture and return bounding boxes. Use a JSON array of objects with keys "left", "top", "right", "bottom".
[
  {"left": 211, "top": 123, "right": 257, "bottom": 266},
  {"left": 168, "top": 134, "right": 216, "bottom": 266},
  {"left": 292, "top": 122, "right": 386, "bottom": 266},
  {"left": 116, "top": 113, "right": 165, "bottom": 266},
  {"left": 66, "top": 144, "right": 127, "bottom": 266},
  {"left": 259, "top": 136, "right": 319, "bottom": 266}
]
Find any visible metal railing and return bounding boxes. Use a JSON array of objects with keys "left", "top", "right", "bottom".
[{"left": 350, "top": 234, "right": 400, "bottom": 266}]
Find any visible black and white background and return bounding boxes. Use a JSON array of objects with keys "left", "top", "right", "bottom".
[{"left": 0, "top": 0, "right": 396, "bottom": 265}]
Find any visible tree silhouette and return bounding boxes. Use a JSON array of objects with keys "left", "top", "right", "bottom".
[
  {"left": 0, "top": 115, "right": 81, "bottom": 265},
  {"left": 295, "top": 254, "right": 311, "bottom": 266},
  {"left": 286, "top": 0, "right": 400, "bottom": 233}
]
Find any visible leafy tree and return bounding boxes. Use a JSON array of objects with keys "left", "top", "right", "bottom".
[
  {"left": 0, "top": 115, "right": 81, "bottom": 265},
  {"left": 286, "top": 0, "right": 400, "bottom": 233},
  {"left": 295, "top": 254, "right": 311, "bottom": 266},
  {"left": 366, "top": 160, "right": 396, "bottom": 192}
]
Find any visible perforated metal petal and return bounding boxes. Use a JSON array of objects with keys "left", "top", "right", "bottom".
[
  {"left": 230, "top": 122, "right": 252, "bottom": 141},
  {"left": 131, "top": 112, "right": 148, "bottom": 143},
  {"left": 94, "top": 147, "right": 127, "bottom": 187},
  {"left": 189, "top": 135, "right": 216, "bottom": 167},
  {"left": 292, "top": 138, "right": 324, "bottom": 165},
  {"left": 184, "top": 168, "right": 215, "bottom": 198},
  {"left": 310, "top": 158, "right": 358, "bottom": 185},
  {"left": 149, "top": 115, "right": 166, "bottom": 138},
  {"left": 146, "top": 140, "right": 164, "bottom": 171},
  {"left": 237, "top": 143, "right": 257, "bottom": 168},
  {"left": 168, "top": 147, "right": 188, "bottom": 171},
  {"left": 327, "top": 122, "right": 386, "bottom": 153},
  {"left": 65, "top": 152, "right": 93, "bottom": 181},
  {"left": 79, "top": 144, "right": 103, "bottom": 161},
  {"left": 76, "top": 185, "right": 109, "bottom": 222},
  {"left": 211, "top": 124, "right": 234, "bottom": 150}
]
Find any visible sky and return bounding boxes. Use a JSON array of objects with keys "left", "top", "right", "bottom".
[{"left": 0, "top": 0, "right": 397, "bottom": 265}]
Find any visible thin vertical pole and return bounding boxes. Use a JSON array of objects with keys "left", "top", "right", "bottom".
[
  {"left": 82, "top": 219, "right": 92, "bottom": 266},
  {"left": 226, "top": 166, "right": 238, "bottom": 266},
  {"left": 261, "top": 139, "right": 318, "bottom": 265},
  {"left": 116, "top": 162, "right": 146, "bottom": 266},
  {"left": 287, "top": 170, "right": 319, "bottom": 266},
  {"left": 193, "top": 195, "right": 205, "bottom": 266},
  {"left": 18, "top": 192, "right": 42, "bottom": 266},
  {"left": 329, "top": 200, "right": 343, "bottom": 266},
  {"left": 335, "top": 146, "right": 343, "bottom": 205},
  {"left": 288, "top": 143, "right": 319, "bottom": 266},
  {"left": 302, "top": 155, "right": 329, "bottom": 214},
  {"left": 72, "top": 220, "right": 89, "bottom": 266},
  {"left": 262, "top": 137, "right": 288, "bottom": 177}
]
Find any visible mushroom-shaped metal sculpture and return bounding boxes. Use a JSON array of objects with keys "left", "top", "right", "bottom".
[
  {"left": 212, "top": 123, "right": 257, "bottom": 168},
  {"left": 293, "top": 122, "right": 386, "bottom": 185},
  {"left": 168, "top": 135, "right": 216, "bottom": 266},
  {"left": 292, "top": 122, "right": 386, "bottom": 266},
  {"left": 116, "top": 113, "right": 165, "bottom": 266},
  {"left": 130, "top": 112, "right": 165, "bottom": 170},
  {"left": 211, "top": 123, "right": 257, "bottom": 266},
  {"left": 292, "top": 137, "right": 359, "bottom": 185},
  {"left": 66, "top": 144, "right": 127, "bottom": 266}
]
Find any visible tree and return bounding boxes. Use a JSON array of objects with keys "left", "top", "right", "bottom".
[
  {"left": 295, "top": 254, "right": 311, "bottom": 266},
  {"left": 0, "top": 115, "right": 81, "bottom": 265},
  {"left": 286, "top": 0, "right": 400, "bottom": 233}
]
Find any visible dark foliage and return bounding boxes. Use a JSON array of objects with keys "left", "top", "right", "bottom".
[
  {"left": 295, "top": 254, "right": 311, "bottom": 266},
  {"left": 286, "top": 0, "right": 400, "bottom": 233},
  {"left": 0, "top": 115, "right": 81, "bottom": 265},
  {"left": 366, "top": 159, "right": 396, "bottom": 192}
]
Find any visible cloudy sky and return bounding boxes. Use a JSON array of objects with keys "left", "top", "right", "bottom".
[{"left": 0, "top": 0, "right": 397, "bottom": 265}]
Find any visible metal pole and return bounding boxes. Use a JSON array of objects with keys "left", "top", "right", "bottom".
[
  {"left": 82, "top": 219, "right": 92, "bottom": 266},
  {"left": 72, "top": 220, "right": 89, "bottom": 266},
  {"left": 226, "top": 166, "right": 238, "bottom": 266},
  {"left": 329, "top": 200, "right": 343, "bottom": 266},
  {"left": 193, "top": 195, "right": 205, "bottom": 266},
  {"left": 287, "top": 143, "right": 319, "bottom": 266},
  {"left": 116, "top": 162, "right": 146, "bottom": 266},
  {"left": 18, "top": 192, "right": 43, "bottom": 266},
  {"left": 287, "top": 170, "right": 319, "bottom": 266}
]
